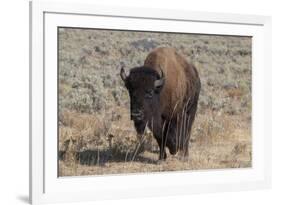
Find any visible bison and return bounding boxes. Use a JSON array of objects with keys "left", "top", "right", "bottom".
[{"left": 120, "top": 47, "right": 201, "bottom": 160}]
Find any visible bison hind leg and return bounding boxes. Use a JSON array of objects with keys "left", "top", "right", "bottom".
[{"left": 180, "top": 87, "right": 200, "bottom": 158}]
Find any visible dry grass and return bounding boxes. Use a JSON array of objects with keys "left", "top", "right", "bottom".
[
  {"left": 58, "top": 109, "right": 251, "bottom": 176},
  {"left": 58, "top": 28, "right": 252, "bottom": 176}
]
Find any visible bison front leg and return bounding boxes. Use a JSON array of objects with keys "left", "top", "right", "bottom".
[
  {"left": 163, "top": 119, "right": 178, "bottom": 155},
  {"left": 154, "top": 118, "right": 177, "bottom": 160},
  {"left": 155, "top": 137, "right": 167, "bottom": 160},
  {"left": 149, "top": 118, "right": 167, "bottom": 160}
]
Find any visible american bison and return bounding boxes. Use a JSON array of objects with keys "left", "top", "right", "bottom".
[{"left": 120, "top": 47, "right": 201, "bottom": 160}]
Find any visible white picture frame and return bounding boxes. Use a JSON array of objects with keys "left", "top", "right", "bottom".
[{"left": 29, "top": 0, "right": 272, "bottom": 204}]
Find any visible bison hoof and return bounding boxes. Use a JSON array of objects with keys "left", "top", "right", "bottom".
[
  {"left": 167, "top": 145, "right": 177, "bottom": 155},
  {"left": 158, "top": 152, "right": 167, "bottom": 161}
]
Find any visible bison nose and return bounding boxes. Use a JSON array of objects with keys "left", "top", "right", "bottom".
[{"left": 131, "top": 111, "right": 143, "bottom": 121}]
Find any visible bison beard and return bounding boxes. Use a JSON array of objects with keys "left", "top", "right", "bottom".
[{"left": 121, "top": 47, "right": 201, "bottom": 160}]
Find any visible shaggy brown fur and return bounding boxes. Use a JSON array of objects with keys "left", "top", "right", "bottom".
[{"left": 144, "top": 47, "right": 200, "bottom": 117}]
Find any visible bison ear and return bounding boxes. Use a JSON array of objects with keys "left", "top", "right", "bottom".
[{"left": 120, "top": 67, "right": 128, "bottom": 82}]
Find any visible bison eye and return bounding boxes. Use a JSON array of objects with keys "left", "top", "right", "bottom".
[{"left": 145, "top": 89, "right": 153, "bottom": 99}]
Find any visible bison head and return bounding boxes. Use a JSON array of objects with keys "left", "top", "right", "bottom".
[{"left": 120, "top": 66, "right": 165, "bottom": 135}]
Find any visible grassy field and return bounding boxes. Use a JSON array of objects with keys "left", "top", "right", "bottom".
[{"left": 58, "top": 28, "right": 252, "bottom": 176}]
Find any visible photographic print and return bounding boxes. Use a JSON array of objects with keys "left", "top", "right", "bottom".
[{"left": 58, "top": 28, "right": 252, "bottom": 177}]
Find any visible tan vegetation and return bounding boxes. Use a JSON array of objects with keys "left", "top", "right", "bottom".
[{"left": 58, "top": 28, "right": 251, "bottom": 176}]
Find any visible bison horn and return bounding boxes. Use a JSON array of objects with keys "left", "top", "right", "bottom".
[
  {"left": 159, "top": 66, "right": 164, "bottom": 78},
  {"left": 120, "top": 67, "right": 128, "bottom": 81},
  {"left": 154, "top": 68, "right": 165, "bottom": 89}
]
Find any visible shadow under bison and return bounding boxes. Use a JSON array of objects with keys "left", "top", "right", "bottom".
[{"left": 59, "top": 147, "right": 158, "bottom": 166}]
